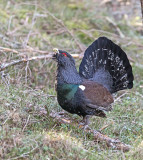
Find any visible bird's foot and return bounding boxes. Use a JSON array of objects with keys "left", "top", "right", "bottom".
[
  {"left": 78, "top": 122, "right": 91, "bottom": 131},
  {"left": 50, "top": 111, "right": 72, "bottom": 124},
  {"left": 78, "top": 115, "right": 91, "bottom": 131},
  {"left": 80, "top": 115, "right": 90, "bottom": 124}
]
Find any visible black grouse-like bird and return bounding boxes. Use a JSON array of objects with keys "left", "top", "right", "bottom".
[{"left": 53, "top": 37, "right": 134, "bottom": 126}]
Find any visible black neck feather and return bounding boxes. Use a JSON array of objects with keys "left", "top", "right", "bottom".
[{"left": 57, "top": 65, "right": 82, "bottom": 84}]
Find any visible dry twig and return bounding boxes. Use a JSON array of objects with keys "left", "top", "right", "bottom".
[
  {"left": 0, "top": 53, "right": 81, "bottom": 72},
  {"left": 0, "top": 46, "right": 19, "bottom": 54},
  {"left": 22, "top": 115, "right": 30, "bottom": 132},
  {"left": 0, "top": 55, "right": 51, "bottom": 72},
  {"left": 99, "top": 121, "right": 114, "bottom": 131},
  {"left": 50, "top": 111, "right": 131, "bottom": 152},
  {"left": 106, "top": 17, "right": 125, "bottom": 38}
]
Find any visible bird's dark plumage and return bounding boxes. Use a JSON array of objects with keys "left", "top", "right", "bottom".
[
  {"left": 79, "top": 37, "right": 134, "bottom": 93},
  {"left": 53, "top": 37, "right": 134, "bottom": 125}
]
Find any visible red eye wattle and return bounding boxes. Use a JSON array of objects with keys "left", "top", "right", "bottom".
[{"left": 62, "top": 53, "right": 67, "bottom": 57}]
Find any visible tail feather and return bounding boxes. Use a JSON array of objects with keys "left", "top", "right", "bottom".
[{"left": 79, "top": 37, "right": 134, "bottom": 93}]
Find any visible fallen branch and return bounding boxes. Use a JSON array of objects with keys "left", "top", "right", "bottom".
[
  {"left": 0, "top": 54, "right": 81, "bottom": 72},
  {"left": 50, "top": 111, "right": 131, "bottom": 152},
  {"left": 0, "top": 55, "right": 51, "bottom": 72},
  {"left": 0, "top": 46, "right": 49, "bottom": 55},
  {"left": 0, "top": 46, "right": 19, "bottom": 54},
  {"left": 89, "top": 129, "right": 130, "bottom": 152}
]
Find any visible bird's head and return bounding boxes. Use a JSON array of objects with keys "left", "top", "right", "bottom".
[
  {"left": 53, "top": 48, "right": 82, "bottom": 84},
  {"left": 53, "top": 48, "right": 75, "bottom": 68}
]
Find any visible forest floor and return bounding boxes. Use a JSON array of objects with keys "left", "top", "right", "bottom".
[{"left": 0, "top": 0, "right": 143, "bottom": 159}]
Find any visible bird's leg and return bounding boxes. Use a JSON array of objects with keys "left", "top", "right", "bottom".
[
  {"left": 79, "top": 115, "right": 91, "bottom": 130},
  {"left": 83, "top": 115, "right": 90, "bottom": 126}
]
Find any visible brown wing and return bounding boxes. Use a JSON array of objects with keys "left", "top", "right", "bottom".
[{"left": 81, "top": 81, "right": 114, "bottom": 111}]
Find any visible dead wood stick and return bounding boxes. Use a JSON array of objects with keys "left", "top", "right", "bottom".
[
  {"left": 0, "top": 47, "right": 19, "bottom": 54},
  {"left": 50, "top": 112, "right": 131, "bottom": 152},
  {"left": 0, "top": 46, "right": 49, "bottom": 55},
  {"left": 89, "top": 129, "right": 130, "bottom": 152},
  {"left": 0, "top": 55, "right": 51, "bottom": 72},
  {"left": 0, "top": 54, "right": 81, "bottom": 71}
]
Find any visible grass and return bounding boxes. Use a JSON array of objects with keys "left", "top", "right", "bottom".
[
  {"left": 0, "top": 0, "right": 143, "bottom": 159},
  {"left": 0, "top": 84, "right": 142, "bottom": 159}
]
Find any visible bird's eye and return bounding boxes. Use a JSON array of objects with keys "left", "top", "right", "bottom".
[{"left": 62, "top": 53, "right": 67, "bottom": 57}]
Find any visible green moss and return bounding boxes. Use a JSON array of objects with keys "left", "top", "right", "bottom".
[
  {"left": 68, "top": 2, "right": 84, "bottom": 10},
  {"left": 77, "top": 31, "right": 93, "bottom": 44},
  {"left": 66, "top": 20, "right": 90, "bottom": 30}
]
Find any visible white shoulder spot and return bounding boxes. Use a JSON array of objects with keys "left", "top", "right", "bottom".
[{"left": 79, "top": 85, "right": 85, "bottom": 91}]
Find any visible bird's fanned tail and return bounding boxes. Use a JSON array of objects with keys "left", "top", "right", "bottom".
[{"left": 79, "top": 37, "right": 134, "bottom": 93}]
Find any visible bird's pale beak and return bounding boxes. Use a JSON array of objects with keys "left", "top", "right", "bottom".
[
  {"left": 52, "top": 48, "right": 59, "bottom": 59},
  {"left": 53, "top": 48, "right": 59, "bottom": 54}
]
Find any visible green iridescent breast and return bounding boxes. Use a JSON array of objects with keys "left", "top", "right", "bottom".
[{"left": 57, "top": 84, "right": 79, "bottom": 100}]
